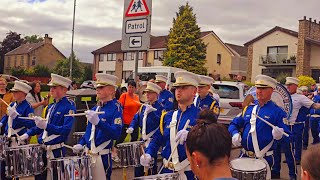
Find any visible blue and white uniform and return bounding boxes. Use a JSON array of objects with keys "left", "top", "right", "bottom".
[
  {"left": 194, "top": 93, "right": 220, "bottom": 116},
  {"left": 158, "top": 89, "right": 174, "bottom": 111},
  {"left": 309, "top": 94, "right": 320, "bottom": 144}
]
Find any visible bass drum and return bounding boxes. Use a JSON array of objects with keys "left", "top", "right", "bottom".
[{"left": 245, "top": 83, "right": 292, "bottom": 119}]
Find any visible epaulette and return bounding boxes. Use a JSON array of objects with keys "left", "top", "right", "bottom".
[
  {"left": 209, "top": 100, "right": 216, "bottom": 110},
  {"left": 160, "top": 111, "right": 168, "bottom": 135}
]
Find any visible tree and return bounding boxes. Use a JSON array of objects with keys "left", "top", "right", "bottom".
[
  {"left": 163, "top": 3, "right": 207, "bottom": 75},
  {"left": 0, "top": 31, "right": 23, "bottom": 73},
  {"left": 82, "top": 65, "right": 93, "bottom": 82},
  {"left": 53, "top": 53, "right": 84, "bottom": 83},
  {"left": 23, "top": 35, "right": 43, "bottom": 44}
]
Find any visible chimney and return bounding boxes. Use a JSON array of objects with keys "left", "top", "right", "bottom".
[{"left": 44, "top": 34, "right": 52, "bottom": 44}]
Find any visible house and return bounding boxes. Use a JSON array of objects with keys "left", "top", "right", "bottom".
[
  {"left": 245, "top": 16, "right": 320, "bottom": 82},
  {"left": 4, "top": 34, "right": 65, "bottom": 74},
  {"left": 92, "top": 31, "right": 248, "bottom": 84}
]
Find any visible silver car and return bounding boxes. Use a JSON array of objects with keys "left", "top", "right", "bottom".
[{"left": 212, "top": 81, "right": 248, "bottom": 125}]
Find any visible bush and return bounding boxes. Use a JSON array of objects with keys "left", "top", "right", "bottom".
[{"left": 298, "top": 76, "right": 316, "bottom": 87}]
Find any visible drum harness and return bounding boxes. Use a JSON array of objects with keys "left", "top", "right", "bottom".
[
  {"left": 163, "top": 110, "right": 191, "bottom": 180},
  {"left": 7, "top": 103, "right": 24, "bottom": 140},
  {"left": 141, "top": 106, "right": 158, "bottom": 148},
  {"left": 243, "top": 105, "right": 273, "bottom": 180}
]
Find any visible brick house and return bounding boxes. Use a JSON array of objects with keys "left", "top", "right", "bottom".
[
  {"left": 4, "top": 34, "right": 65, "bottom": 74},
  {"left": 245, "top": 16, "right": 320, "bottom": 82},
  {"left": 92, "top": 31, "right": 247, "bottom": 84}
]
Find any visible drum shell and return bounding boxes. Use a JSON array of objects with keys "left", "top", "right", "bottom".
[
  {"left": 0, "top": 135, "right": 7, "bottom": 159},
  {"left": 4, "top": 144, "right": 45, "bottom": 178},
  {"left": 73, "top": 132, "right": 85, "bottom": 144},
  {"left": 133, "top": 173, "right": 179, "bottom": 180},
  {"left": 49, "top": 156, "right": 92, "bottom": 180},
  {"left": 230, "top": 158, "right": 267, "bottom": 180},
  {"left": 117, "top": 141, "right": 144, "bottom": 167}
]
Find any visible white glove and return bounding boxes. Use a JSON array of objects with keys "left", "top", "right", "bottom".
[
  {"left": 19, "top": 133, "right": 29, "bottom": 141},
  {"left": 7, "top": 107, "right": 19, "bottom": 119},
  {"left": 126, "top": 127, "right": 134, "bottom": 134},
  {"left": 232, "top": 133, "right": 242, "bottom": 147},
  {"left": 85, "top": 110, "right": 100, "bottom": 126},
  {"left": 272, "top": 126, "right": 284, "bottom": 140},
  {"left": 73, "top": 144, "right": 84, "bottom": 154},
  {"left": 140, "top": 154, "right": 152, "bottom": 167},
  {"left": 0, "top": 122, "right": 3, "bottom": 128},
  {"left": 34, "top": 116, "right": 47, "bottom": 129},
  {"left": 144, "top": 104, "right": 156, "bottom": 114},
  {"left": 175, "top": 129, "right": 189, "bottom": 145}
]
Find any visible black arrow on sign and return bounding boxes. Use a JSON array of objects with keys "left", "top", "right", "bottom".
[{"left": 131, "top": 38, "right": 140, "bottom": 45}]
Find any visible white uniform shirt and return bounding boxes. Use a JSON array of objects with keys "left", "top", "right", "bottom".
[{"left": 288, "top": 93, "right": 314, "bottom": 122}]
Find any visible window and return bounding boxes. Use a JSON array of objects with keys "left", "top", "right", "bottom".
[
  {"left": 106, "top": 71, "right": 115, "bottom": 75},
  {"left": 138, "top": 51, "right": 144, "bottom": 60},
  {"left": 107, "top": 53, "right": 116, "bottom": 61},
  {"left": 212, "top": 84, "right": 240, "bottom": 99},
  {"left": 99, "top": 54, "right": 104, "bottom": 62},
  {"left": 267, "top": 46, "right": 288, "bottom": 63},
  {"left": 20, "top": 56, "right": 24, "bottom": 66},
  {"left": 124, "top": 52, "right": 134, "bottom": 61},
  {"left": 14, "top": 56, "right": 17, "bottom": 67},
  {"left": 217, "top": 54, "right": 221, "bottom": 64},
  {"left": 32, "top": 57, "right": 36, "bottom": 66},
  {"left": 6, "top": 57, "right": 10, "bottom": 67},
  {"left": 154, "top": 50, "right": 163, "bottom": 60},
  {"left": 98, "top": 71, "right": 103, "bottom": 73},
  {"left": 122, "top": 71, "right": 132, "bottom": 80}
]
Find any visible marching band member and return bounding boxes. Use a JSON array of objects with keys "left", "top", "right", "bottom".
[
  {"left": 273, "top": 77, "right": 320, "bottom": 180},
  {"left": 140, "top": 71, "right": 200, "bottom": 180},
  {"left": 228, "top": 75, "right": 290, "bottom": 180},
  {"left": 194, "top": 75, "right": 220, "bottom": 117},
  {"left": 155, "top": 75, "right": 174, "bottom": 111},
  {"left": 73, "top": 73, "right": 123, "bottom": 180},
  {"left": 20, "top": 73, "right": 76, "bottom": 180},
  {"left": 309, "top": 85, "right": 320, "bottom": 144},
  {"left": 126, "top": 82, "right": 164, "bottom": 177},
  {"left": 0, "top": 80, "right": 34, "bottom": 180},
  {"left": 300, "top": 86, "right": 311, "bottom": 150},
  {"left": 0, "top": 81, "right": 35, "bottom": 143}
]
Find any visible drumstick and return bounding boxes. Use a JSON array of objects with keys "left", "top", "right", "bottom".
[
  {"left": 253, "top": 113, "right": 289, "bottom": 137},
  {"left": 0, "top": 98, "right": 9, "bottom": 107},
  {"left": 64, "top": 111, "right": 105, "bottom": 117},
  {"left": 140, "top": 146, "right": 149, "bottom": 176},
  {"left": 158, "top": 120, "right": 190, "bottom": 174},
  {"left": 19, "top": 117, "right": 46, "bottom": 121},
  {"left": 85, "top": 101, "right": 89, "bottom": 110},
  {"left": 63, "top": 144, "right": 74, "bottom": 150}
]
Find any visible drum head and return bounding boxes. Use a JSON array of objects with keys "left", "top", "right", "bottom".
[
  {"left": 133, "top": 173, "right": 179, "bottom": 179},
  {"left": 230, "top": 158, "right": 266, "bottom": 172}
]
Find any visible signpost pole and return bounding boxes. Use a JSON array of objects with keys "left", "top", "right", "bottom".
[{"left": 134, "top": 51, "right": 139, "bottom": 82}]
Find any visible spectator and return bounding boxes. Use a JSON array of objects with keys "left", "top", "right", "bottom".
[
  {"left": 0, "top": 77, "right": 14, "bottom": 133},
  {"left": 112, "top": 80, "right": 141, "bottom": 161},
  {"left": 70, "top": 81, "right": 77, "bottom": 90},
  {"left": 186, "top": 110, "right": 235, "bottom": 180},
  {"left": 301, "top": 144, "right": 320, "bottom": 180},
  {"left": 26, "top": 81, "right": 49, "bottom": 117}
]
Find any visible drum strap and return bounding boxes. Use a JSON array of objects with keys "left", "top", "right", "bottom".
[
  {"left": 142, "top": 109, "right": 150, "bottom": 140},
  {"left": 89, "top": 107, "right": 100, "bottom": 142},
  {"left": 42, "top": 104, "right": 56, "bottom": 141},
  {"left": 143, "top": 128, "right": 158, "bottom": 141},
  {"left": 8, "top": 102, "right": 17, "bottom": 137},
  {"left": 163, "top": 158, "right": 191, "bottom": 180},
  {"left": 170, "top": 111, "right": 179, "bottom": 165},
  {"left": 250, "top": 105, "right": 273, "bottom": 180},
  {"left": 193, "top": 95, "right": 198, "bottom": 107}
]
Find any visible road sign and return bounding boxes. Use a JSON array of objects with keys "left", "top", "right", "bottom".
[
  {"left": 125, "top": 0, "right": 150, "bottom": 17},
  {"left": 125, "top": 18, "right": 147, "bottom": 34},
  {"left": 129, "top": 36, "right": 142, "bottom": 48},
  {"left": 121, "top": 0, "right": 152, "bottom": 51}
]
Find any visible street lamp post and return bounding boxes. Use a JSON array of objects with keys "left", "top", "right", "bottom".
[{"left": 70, "top": 0, "right": 76, "bottom": 79}]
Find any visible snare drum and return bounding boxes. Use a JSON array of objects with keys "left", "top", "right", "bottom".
[
  {"left": 230, "top": 158, "right": 267, "bottom": 180},
  {"left": 133, "top": 173, "right": 179, "bottom": 180},
  {"left": 117, "top": 141, "right": 144, "bottom": 167},
  {"left": 5, "top": 144, "right": 45, "bottom": 178},
  {"left": 49, "top": 156, "right": 92, "bottom": 180},
  {"left": 0, "top": 135, "right": 7, "bottom": 159},
  {"left": 73, "top": 132, "right": 85, "bottom": 144}
]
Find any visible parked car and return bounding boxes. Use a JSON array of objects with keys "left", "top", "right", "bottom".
[
  {"left": 80, "top": 80, "right": 96, "bottom": 89},
  {"left": 212, "top": 81, "right": 248, "bottom": 125}
]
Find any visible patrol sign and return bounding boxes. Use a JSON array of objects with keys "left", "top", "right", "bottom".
[{"left": 121, "top": 0, "right": 152, "bottom": 51}]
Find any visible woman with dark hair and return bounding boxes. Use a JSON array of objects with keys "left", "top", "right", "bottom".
[
  {"left": 185, "top": 110, "right": 236, "bottom": 180},
  {"left": 26, "top": 81, "right": 49, "bottom": 116},
  {"left": 112, "top": 80, "right": 141, "bottom": 161}
]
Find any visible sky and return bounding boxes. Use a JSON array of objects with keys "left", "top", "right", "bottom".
[{"left": 1, "top": 0, "right": 319, "bottom": 63}]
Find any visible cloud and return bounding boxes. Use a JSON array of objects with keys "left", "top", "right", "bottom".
[{"left": 1, "top": 0, "right": 319, "bottom": 64}]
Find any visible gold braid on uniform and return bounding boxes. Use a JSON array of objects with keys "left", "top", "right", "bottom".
[
  {"left": 159, "top": 111, "right": 168, "bottom": 135},
  {"left": 242, "top": 106, "right": 249, "bottom": 118},
  {"left": 210, "top": 100, "right": 220, "bottom": 115}
]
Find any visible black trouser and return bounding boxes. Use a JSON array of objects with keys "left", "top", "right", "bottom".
[{"left": 115, "top": 124, "right": 139, "bottom": 146}]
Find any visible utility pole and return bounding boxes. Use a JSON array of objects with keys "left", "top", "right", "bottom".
[{"left": 70, "top": 0, "right": 76, "bottom": 79}]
